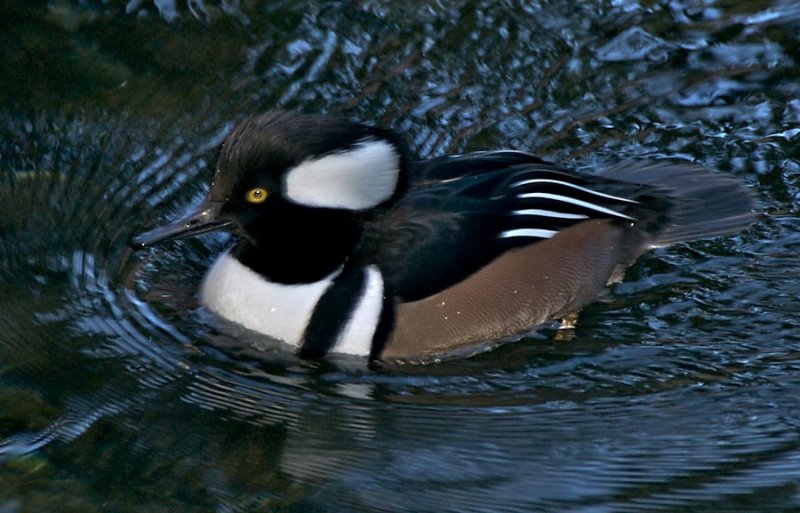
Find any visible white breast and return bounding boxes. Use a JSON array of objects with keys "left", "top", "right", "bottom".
[
  {"left": 200, "top": 251, "right": 337, "bottom": 348},
  {"left": 333, "top": 265, "right": 385, "bottom": 356},
  {"left": 199, "top": 253, "right": 383, "bottom": 357}
]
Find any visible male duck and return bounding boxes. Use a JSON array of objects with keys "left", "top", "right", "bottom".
[{"left": 131, "top": 111, "right": 754, "bottom": 362}]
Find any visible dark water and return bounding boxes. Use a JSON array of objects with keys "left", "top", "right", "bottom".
[{"left": 1, "top": 1, "right": 799, "bottom": 511}]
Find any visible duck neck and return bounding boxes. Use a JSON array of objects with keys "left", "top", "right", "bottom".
[{"left": 231, "top": 208, "right": 362, "bottom": 284}]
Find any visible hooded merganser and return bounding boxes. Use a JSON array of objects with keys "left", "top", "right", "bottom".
[{"left": 131, "top": 111, "right": 755, "bottom": 362}]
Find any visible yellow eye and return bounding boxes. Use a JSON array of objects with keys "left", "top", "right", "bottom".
[{"left": 245, "top": 187, "right": 268, "bottom": 204}]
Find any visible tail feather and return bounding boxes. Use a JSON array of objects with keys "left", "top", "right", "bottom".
[{"left": 602, "top": 161, "right": 756, "bottom": 248}]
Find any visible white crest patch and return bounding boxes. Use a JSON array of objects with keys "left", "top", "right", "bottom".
[
  {"left": 284, "top": 138, "right": 400, "bottom": 210},
  {"left": 200, "top": 251, "right": 339, "bottom": 347},
  {"left": 333, "top": 266, "right": 384, "bottom": 356}
]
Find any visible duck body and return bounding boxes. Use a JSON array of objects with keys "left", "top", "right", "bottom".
[{"left": 131, "top": 111, "right": 755, "bottom": 362}]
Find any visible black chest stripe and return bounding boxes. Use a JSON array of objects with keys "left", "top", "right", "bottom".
[
  {"left": 369, "top": 294, "right": 395, "bottom": 361},
  {"left": 299, "top": 264, "right": 367, "bottom": 359}
]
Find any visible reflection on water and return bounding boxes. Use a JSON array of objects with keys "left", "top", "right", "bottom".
[{"left": 2, "top": 1, "right": 800, "bottom": 511}]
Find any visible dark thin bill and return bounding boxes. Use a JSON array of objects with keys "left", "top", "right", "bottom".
[{"left": 130, "top": 202, "right": 231, "bottom": 249}]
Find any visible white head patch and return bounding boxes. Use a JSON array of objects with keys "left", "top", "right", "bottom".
[{"left": 283, "top": 138, "right": 400, "bottom": 210}]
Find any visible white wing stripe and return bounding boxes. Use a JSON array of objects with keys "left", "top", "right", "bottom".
[
  {"left": 513, "top": 209, "right": 589, "bottom": 220},
  {"left": 511, "top": 178, "right": 640, "bottom": 204},
  {"left": 516, "top": 192, "right": 635, "bottom": 220},
  {"left": 500, "top": 228, "right": 558, "bottom": 239}
]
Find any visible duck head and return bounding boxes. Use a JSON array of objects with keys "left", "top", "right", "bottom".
[{"left": 131, "top": 111, "right": 410, "bottom": 281}]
